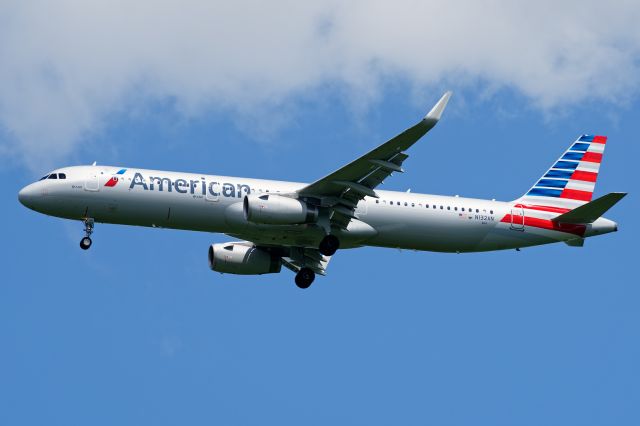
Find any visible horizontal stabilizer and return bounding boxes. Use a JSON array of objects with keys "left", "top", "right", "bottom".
[{"left": 553, "top": 192, "right": 627, "bottom": 224}]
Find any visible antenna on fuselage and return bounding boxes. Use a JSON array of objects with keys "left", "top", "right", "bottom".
[{"left": 92, "top": 161, "right": 97, "bottom": 166}]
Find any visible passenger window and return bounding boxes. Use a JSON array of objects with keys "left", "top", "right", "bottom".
[
  {"left": 397, "top": 202, "right": 400, "bottom": 206},
  {"left": 411, "top": 203, "right": 415, "bottom": 207},
  {"left": 447, "top": 206, "right": 450, "bottom": 210},
  {"left": 48, "top": 174, "right": 58, "bottom": 179},
  {"left": 376, "top": 200, "right": 379, "bottom": 204},
  {"left": 454, "top": 207, "right": 458, "bottom": 211},
  {"left": 59, "top": 173, "right": 66, "bottom": 179},
  {"left": 476, "top": 209, "right": 479, "bottom": 213},
  {"left": 490, "top": 210, "right": 494, "bottom": 214},
  {"left": 404, "top": 202, "right": 408, "bottom": 206},
  {"left": 440, "top": 206, "right": 443, "bottom": 209}
]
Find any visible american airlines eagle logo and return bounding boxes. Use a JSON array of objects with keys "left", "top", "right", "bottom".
[{"left": 104, "top": 169, "right": 127, "bottom": 187}]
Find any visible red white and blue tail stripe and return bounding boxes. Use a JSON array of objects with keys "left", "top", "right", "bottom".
[{"left": 517, "top": 135, "right": 607, "bottom": 209}]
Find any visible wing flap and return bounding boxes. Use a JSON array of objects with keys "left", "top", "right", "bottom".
[
  {"left": 281, "top": 247, "right": 331, "bottom": 276},
  {"left": 369, "top": 159, "right": 404, "bottom": 173}
]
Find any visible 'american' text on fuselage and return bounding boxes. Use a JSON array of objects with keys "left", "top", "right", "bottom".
[{"left": 129, "top": 172, "right": 250, "bottom": 198}]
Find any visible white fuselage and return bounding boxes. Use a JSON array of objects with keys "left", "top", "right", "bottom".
[{"left": 18, "top": 165, "right": 617, "bottom": 253}]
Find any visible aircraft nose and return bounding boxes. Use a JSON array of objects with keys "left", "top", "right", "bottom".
[{"left": 18, "top": 183, "right": 38, "bottom": 208}]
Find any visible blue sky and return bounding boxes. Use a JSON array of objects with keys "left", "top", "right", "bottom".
[{"left": 2, "top": 2, "right": 640, "bottom": 425}]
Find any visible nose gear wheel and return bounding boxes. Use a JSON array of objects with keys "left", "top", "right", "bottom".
[{"left": 80, "top": 218, "right": 94, "bottom": 250}]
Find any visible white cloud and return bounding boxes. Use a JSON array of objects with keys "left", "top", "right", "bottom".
[{"left": 1, "top": 0, "right": 639, "bottom": 170}]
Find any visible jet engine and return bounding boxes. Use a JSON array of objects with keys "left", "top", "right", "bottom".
[
  {"left": 243, "top": 194, "right": 318, "bottom": 225},
  {"left": 208, "top": 242, "right": 281, "bottom": 275}
]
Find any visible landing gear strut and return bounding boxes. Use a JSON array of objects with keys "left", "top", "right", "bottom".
[
  {"left": 295, "top": 267, "right": 315, "bottom": 289},
  {"left": 319, "top": 234, "right": 340, "bottom": 256},
  {"left": 80, "top": 218, "right": 94, "bottom": 250}
]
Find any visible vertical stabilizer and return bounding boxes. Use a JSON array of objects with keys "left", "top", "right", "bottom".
[{"left": 517, "top": 135, "right": 607, "bottom": 209}]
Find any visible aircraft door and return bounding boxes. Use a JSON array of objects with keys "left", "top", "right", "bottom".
[
  {"left": 84, "top": 169, "right": 100, "bottom": 192},
  {"left": 510, "top": 206, "right": 525, "bottom": 231}
]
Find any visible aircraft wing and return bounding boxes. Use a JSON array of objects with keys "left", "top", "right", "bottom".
[{"left": 297, "top": 91, "right": 451, "bottom": 228}]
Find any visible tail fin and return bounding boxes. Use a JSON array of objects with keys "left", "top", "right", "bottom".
[{"left": 517, "top": 135, "right": 607, "bottom": 209}]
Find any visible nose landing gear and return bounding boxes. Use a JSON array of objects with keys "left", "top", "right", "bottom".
[{"left": 80, "top": 218, "right": 94, "bottom": 250}]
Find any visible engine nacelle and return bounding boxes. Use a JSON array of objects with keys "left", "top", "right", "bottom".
[
  {"left": 208, "top": 242, "right": 281, "bottom": 275},
  {"left": 243, "top": 193, "right": 318, "bottom": 225}
]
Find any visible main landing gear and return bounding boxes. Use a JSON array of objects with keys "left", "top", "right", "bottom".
[
  {"left": 295, "top": 267, "right": 315, "bottom": 289},
  {"left": 318, "top": 234, "right": 340, "bottom": 256},
  {"left": 293, "top": 235, "right": 338, "bottom": 288},
  {"left": 80, "top": 218, "right": 94, "bottom": 250}
]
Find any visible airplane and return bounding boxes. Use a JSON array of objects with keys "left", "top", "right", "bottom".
[{"left": 18, "top": 92, "right": 626, "bottom": 288}]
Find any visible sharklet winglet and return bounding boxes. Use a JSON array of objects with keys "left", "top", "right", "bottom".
[{"left": 425, "top": 91, "right": 452, "bottom": 121}]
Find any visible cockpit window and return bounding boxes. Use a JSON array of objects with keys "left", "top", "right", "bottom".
[
  {"left": 58, "top": 173, "right": 66, "bottom": 179},
  {"left": 48, "top": 174, "right": 58, "bottom": 179},
  {"left": 39, "top": 174, "right": 49, "bottom": 180}
]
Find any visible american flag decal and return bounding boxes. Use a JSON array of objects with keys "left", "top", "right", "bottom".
[{"left": 518, "top": 135, "right": 607, "bottom": 210}]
